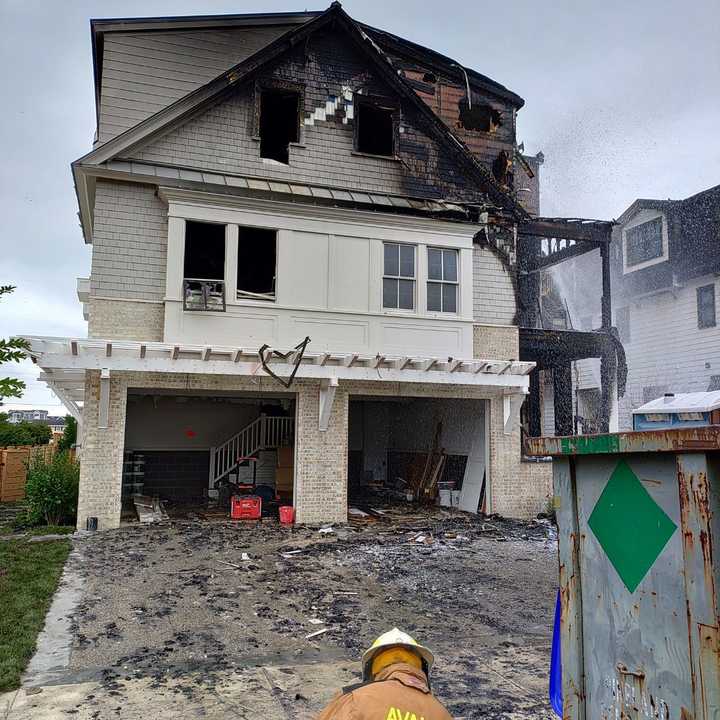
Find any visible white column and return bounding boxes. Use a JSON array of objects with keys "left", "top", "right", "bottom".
[
  {"left": 166, "top": 215, "right": 186, "bottom": 301},
  {"left": 225, "top": 224, "right": 239, "bottom": 306},
  {"left": 416, "top": 243, "right": 427, "bottom": 314}
]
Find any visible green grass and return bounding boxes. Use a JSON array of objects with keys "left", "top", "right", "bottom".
[{"left": 0, "top": 536, "right": 71, "bottom": 691}]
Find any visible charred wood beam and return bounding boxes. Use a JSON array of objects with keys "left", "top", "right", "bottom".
[
  {"left": 527, "top": 369, "right": 542, "bottom": 438},
  {"left": 600, "top": 241, "right": 612, "bottom": 330},
  {"left": 599, "top": 350, "right": 618, "bottom": 433},
  {"left": 553, "top": 363, "right": 574, "bottom": 436},
  {"left": 522, "top": 238, "right": 599, "bottom": 272},
  {"left": 518, "top": 218, "right": 613, "bottom": 244}
]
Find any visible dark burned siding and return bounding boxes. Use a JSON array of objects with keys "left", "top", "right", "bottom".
[
  {"left": 400, "top": 66, "right": 516, "bottom": 171},
  {"left": 127, "top": 29, "right": 487, "bottom": 201}
]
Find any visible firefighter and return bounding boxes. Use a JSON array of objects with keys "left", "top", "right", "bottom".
[{"left": 316, "top": 628, "right": 453, "bottom": 720}]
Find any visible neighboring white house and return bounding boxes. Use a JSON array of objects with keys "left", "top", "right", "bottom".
[
  {"left": 17, "top": 4, "right": 619, "bottom": 530},
  {"left": 538, "top": 184, "right": 720, "bottom": 433},
  {"left": 612, "top": 186, "right": 720, "bottom": 429}
]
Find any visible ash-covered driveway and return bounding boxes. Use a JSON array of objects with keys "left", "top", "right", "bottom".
[{"left": 3, "top": 512, "right": 558, "bottom": 719}]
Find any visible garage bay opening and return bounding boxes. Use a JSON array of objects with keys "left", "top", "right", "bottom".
[
  {"left": 348, "top": 397, "right": 489, "bottom": 514},
  {"left": 122, "top": 390, "right": 295, "bottom": 521}
]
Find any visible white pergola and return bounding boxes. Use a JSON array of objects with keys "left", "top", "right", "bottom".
[{"left": 22, "top": 336, "right": 534, "bottom": 433}]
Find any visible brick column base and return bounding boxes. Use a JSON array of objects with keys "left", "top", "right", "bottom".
[
  {"left": 76, "top": 371, "right": 127, "bottom": 530},
  {"left": 294, "top": 381, "right": 349, "bottom": 525}
]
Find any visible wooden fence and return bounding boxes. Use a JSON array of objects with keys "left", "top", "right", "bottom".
[{"left": 0, "top": 445, "right": 56, "bottom": 502}]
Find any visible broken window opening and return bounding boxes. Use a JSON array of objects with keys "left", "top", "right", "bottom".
[
  {"left": 356, "top": 102, "right": 395, "bottom": 157},
  {"left": 427, "top": 247, "right": 458, "bottom": 313},
  {"left": 383, "top": 242, "right": 415, "bottom": 310},
  {"left": 624, "top": 217, "right": 664, "bottom": 268},
  {"left": 423, "top": 72, "right": 437, "bottom": 84},
  {"left": 183, "top": 221, "right": 226, "bottom": 311},
  {"left": 259, "top": 89, "right": 299, "bottom": 164},
  {"left": 237, "top": 227, "right": 277, "bottom": 301},
  {"left": 458, "top": 99, "right": 503, "bottom": 133},
  {"left": 697, "top": 283, "right": 716, "bottom": 329}
]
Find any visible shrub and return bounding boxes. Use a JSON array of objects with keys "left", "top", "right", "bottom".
[
  {"left": 57, "top": 416, "right": 77, "bottom": 453},
  {"left": 0, "top": 421, "right": 51, "bottom": 448},
  {"left": 23, "top": 451, "right": 79, "bottom": 527}
]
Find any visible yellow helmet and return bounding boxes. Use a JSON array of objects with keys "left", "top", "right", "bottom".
[{"left": 361, "top": 628, "right": 434, "bottom": 682}]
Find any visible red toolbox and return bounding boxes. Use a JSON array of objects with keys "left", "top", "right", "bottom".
[{"left": 230, "top": 495, "right": 262, "bottom": 520}]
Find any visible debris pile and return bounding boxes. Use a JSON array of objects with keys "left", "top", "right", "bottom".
[{"left": 65, "top": 507, "right": 557, "bottom": 718}]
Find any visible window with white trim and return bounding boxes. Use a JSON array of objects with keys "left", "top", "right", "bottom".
[
  {"left": 625, "top": 217, "right": 664, "bottom": 268},
  {"left": 383, "top": 243, "right": 415, "bottom": 310},
  {"left": 427, "top": 247, "right": 458, "bottom": 313},
  {"left": 697, "top": 283, "right": 716, "bottom": 329}
]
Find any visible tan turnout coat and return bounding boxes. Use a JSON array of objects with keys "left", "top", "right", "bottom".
[{"left": 316, "top": 663, "right": 453, "bottom": 720}]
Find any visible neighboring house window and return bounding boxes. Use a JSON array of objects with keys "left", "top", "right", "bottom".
[
  {"left": 643, "top": 385, "right": 668, "bottom": 403},
  {"left": 624, "top": 217, "right": 664, "bottom": 268},
  {"left": 237, "top": 227, "right": 277, "bottom": 301},
  {"left": 183, "top": 221, "right": 226, "bottom": 311},
  {"left": 259, "top": 88, "right": 299, "bottom": 164},
  {"left": 356, "top": 100, "right": 395, "bottom": 156},
  {"left": 614, "top": 306, "right": 631, "bottom": 343},
  {"left": 697, "top": 284, "right": 716, "bottom": 329},
  {"left": 427, "top": 248, "right": 458, "bottom": 313},
  {"left": 708, "top": 375, "right": 720, "bottom": 391},
  {"left": 383, "top": 243, "right": 415, "bottom": 310}
]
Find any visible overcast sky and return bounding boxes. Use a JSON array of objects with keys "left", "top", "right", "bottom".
[{"left": 1, "top": 0, "right": 718, "bottom": 413}]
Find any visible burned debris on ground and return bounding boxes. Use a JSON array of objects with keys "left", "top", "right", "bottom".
[{"left": 60, "top": 506, "right": 557, "bottom": 718}]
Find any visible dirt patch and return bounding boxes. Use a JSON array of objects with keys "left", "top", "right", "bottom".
[{"left": 63, "top": 509, "right": 557, "bottom": 718}]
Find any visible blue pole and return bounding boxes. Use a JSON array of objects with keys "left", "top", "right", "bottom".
[{"left": 549, "top": 589, "right": 563, "bottom": 717}]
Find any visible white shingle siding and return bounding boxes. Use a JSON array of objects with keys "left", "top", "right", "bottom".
[
  {"left": 98, "top": 27, "right": 295, "bottom": 143},
  {"left": 472, "top": 247, "right": 516, "bottom": 325},
  {"left": 127, "top": 86, "right": 421, "bottom": 197},
  {"left": 90, "top": 181, "right": 167, "bottom": 302}
]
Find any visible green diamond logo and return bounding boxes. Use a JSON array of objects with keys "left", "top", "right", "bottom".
[{"left": 588, "top": 460, "right": 677, "bottom": 593}]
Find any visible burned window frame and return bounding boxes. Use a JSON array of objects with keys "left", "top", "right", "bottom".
[
  {"left": 253, "top": 79, "right": 304, "bottom": 165},
  {"left": 697, "top": 283, "right": 716, "bottom": 329},
  {"left": 236, "top": 226, "right": 278, "bottom": 302},
  {"left": 353, "top": 95, "right": 398, "bottom": 158},
  {"left": 182, "top": 220, "right": 227, "bottom": 313}
]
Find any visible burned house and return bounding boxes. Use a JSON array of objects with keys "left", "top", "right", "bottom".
[{"left": 22, "top": 4, "right": 619, "bottom": 529}]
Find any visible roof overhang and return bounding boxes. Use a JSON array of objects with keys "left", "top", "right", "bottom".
[
  {"left": 73, "top": 161, "right": 486, "bottom": 244},
  {"left": 24, "top": 336, "right": 534, "bottom": 414}
]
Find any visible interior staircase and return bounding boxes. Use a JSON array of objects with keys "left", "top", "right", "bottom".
[{"left": 209, "top": 414, "right": 294, "bottom": 487}]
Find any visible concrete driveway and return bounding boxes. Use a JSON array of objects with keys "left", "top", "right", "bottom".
[{"left": 1, "top": 511, "right": 558, "bottom": 719}]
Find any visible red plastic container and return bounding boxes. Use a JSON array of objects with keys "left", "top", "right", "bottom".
[
  {"left": 279, "top": 506, "right": 295, "bottom": 525},
  {"left": 231, "top": 495, "right": 262, "bottom": 520}
]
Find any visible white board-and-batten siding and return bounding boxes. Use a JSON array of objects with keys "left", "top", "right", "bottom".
[{"left": 89, "top": 181, "right": 523, "bottom": 358}]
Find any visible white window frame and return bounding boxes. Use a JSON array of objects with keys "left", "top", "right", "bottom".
[
  {"left": 622, "top": 212, "right": 668, "bottom": 274},
  {"left": 382, "top": 242, "right": 416, "bottom": 311},
  {"left": 426, "top": 246, "right": 459, "bottom": 314}
]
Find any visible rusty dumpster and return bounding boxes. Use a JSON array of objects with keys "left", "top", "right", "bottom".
[{"left": 525, "top": 428, "right": 720, "bottom": 720}]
